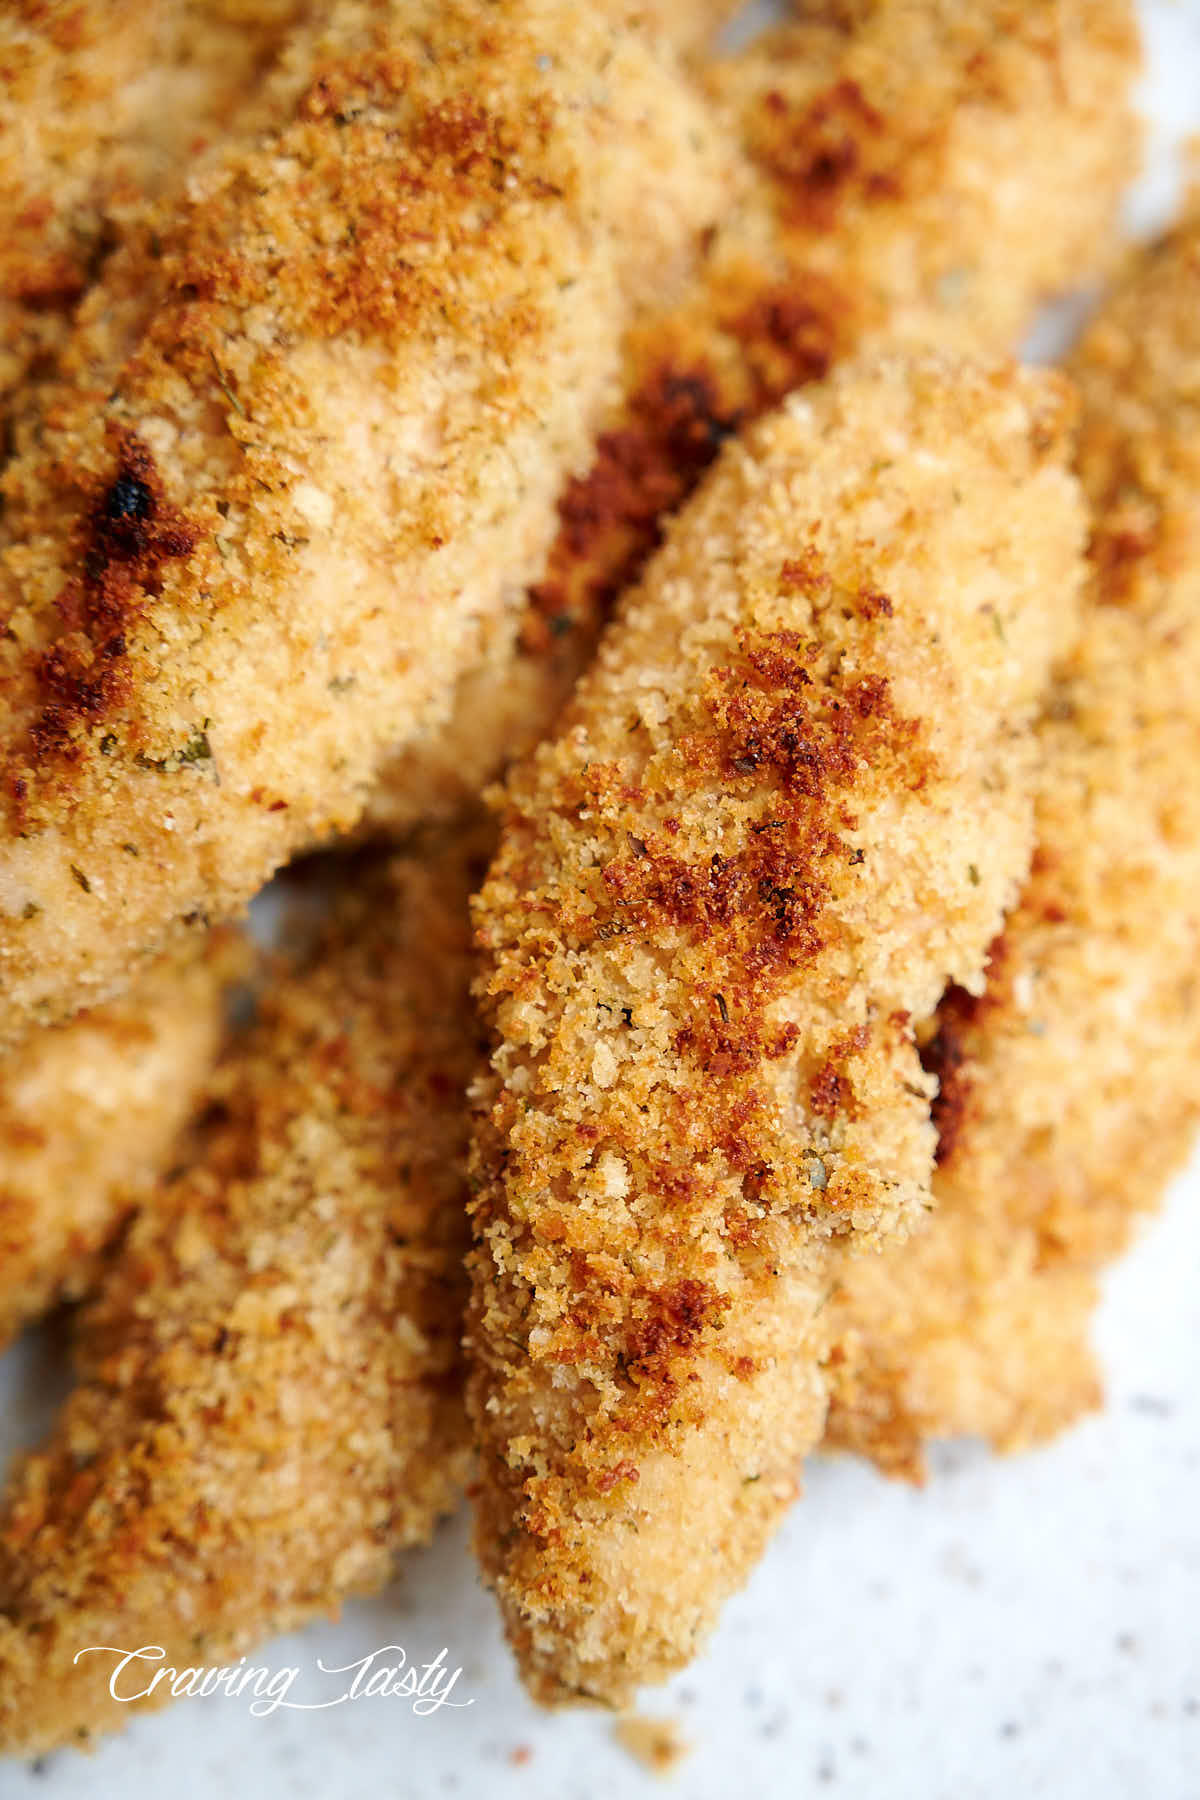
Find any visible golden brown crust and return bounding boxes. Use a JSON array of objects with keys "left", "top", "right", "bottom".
[
  {"left": 0, "top": 823, "right": 489, "bottom": 1757},
  {"left": 0, "top": 934, "right": 239, "bottom": 1351},
  {"left": 466, "top": 354, "right": 1088, "bottom": 1706},
  {"left": 720, "top": 0, "right": 1141, "bottom": 352},
  {"left": 0, "top": 0, "right": 738, "bottom": 1037},
  {"left": 0, "top": 0, "right": 311, "bottom": 414},
  {"left": 364, "top": 0, "right": 1139, "bottom": 841},
  {"left": 824, "top": 212, "right": 1200, "bottom": 1472}
]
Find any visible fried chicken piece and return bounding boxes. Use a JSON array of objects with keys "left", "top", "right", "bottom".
[
  {"left": 0, "top": 0, "right": 310, "bottom": 416},
  {"left": 717, "top": 0, "right": 1141, "bottom": 354},
  {"left": 363, "top": 0, "right": 1140, "bottom": 839},
  {"left": 0, "top": 824, "right": 489, "bottom": 1757},
  {"left": 824, "top": 211, "right": 1200, "bottom": 1473},
  {"left": 0, "top": 936, "right": 239, "bottom": 1352},
  {"left": 0, "top": 0, "right": 738, "bottom": 1039},
  {"left": 466, "top": 355, "right": 1088, "bottom": 1706}
]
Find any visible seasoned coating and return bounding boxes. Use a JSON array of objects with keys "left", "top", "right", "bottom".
[
  {"left": 0, "top": 0, "right": 310, "bottom": 413},
  {"left": 716, "top": 0, "right": 1141, "bottom": 354},
  {"left": 0, "top": 0, "right": 738, "bottom": 1037},
  {"left": 825, "top": 213, "right": 1200, "bottom": 1473},
  {"left": 364, "top": 0, "right": 1139, "bottom": 838},
  {"left": 0, "top": 826, "right": 488, "bottom": 1757},
  {"left": 0, "top": 937, "right": 237, "bottom": 1352},
  {"left": 466, "top": 355, "right": 1088, "bottom": 1706}
]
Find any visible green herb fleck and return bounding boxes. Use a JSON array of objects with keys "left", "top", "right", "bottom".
[
  {"left": 135, "top": 723, "right": 216, "bottom": 778},
  {"left": 209, "top": 351, "right": 246, "bottom": 417},
  {"left": 968, "top": 863, "right": 980, "bottom": 886},
  {"left": 178, "top": 728, "right": 213, "bottom": 766},
  {"left": 69, "top": 864, "right": 92, "bottom": 894}
]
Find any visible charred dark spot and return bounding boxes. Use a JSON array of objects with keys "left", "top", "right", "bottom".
[
  {"left": 103, "top": 473, "right": 154, "bottom": 526},
  {"left": 752, "top": 78, "right": 902, "bottom": 232},
  {"left": 920, "top": 1001, "right": 972, "bottom": 1166},
  {"left": 731, "top": 284, "right": 845, "bottom": 403},
  {"left": 810, "top": 1060, "right": 850, "bottom": 1119},
  {"left": 920, "top": 942, "right": 1007, "bottom": 1166},
  {"left": 624, "top": 1278, "right": 720, "bottom": 1372},
  {"left": 23, "top": 430, "right": 198, "bottom": 766},
  {"left": 522, "top": 363, "right": 740, "bottom": 652}
]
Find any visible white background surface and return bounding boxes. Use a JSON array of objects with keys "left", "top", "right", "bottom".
[{"left": 1, "top": 3, "right": 1198, "bottom": 1796}]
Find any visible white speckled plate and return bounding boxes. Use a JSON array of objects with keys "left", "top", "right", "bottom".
[{"left": 2, "top": 4, "right": 1198, "bottom": 1796}]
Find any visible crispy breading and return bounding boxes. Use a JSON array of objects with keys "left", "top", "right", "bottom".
[
  {"left": 0, "top": 0, "right": 311, "bottom": 415},
  {"left": 0, "top": 936, "right": 238, "bottom": 1352},
  {"left": 0, "top": 0, "right": 738, "bottom": 1039},
  {"left": 364, "top": 0, "right": 1140, "bottom": 840},
  {"left": 466, "top": 355, "right": 1088, "bottom": 1706},
  {"left": 717, "top": 0, "right": 1141, "bottom": 354},
  {"left": 0, "top": 824, "right": 488, "bottom": 1757},
  {"left": 824, "top": 212, "right": 1200, "bottom": 1473}
]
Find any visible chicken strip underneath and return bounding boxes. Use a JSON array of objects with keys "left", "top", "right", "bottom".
[
  {"left": 0, "top": 0, "right": 311, "bottom": 417},
  {"left": 0, "top": 0, "right": 738, "bottom": 1038},
  {"left": 0, "top": 936, "right": 239, "bottom": 1352},
  {"left": 824, "top": 210, "right": 1200, "bottom": 1473},
  {"left": 363, "top": 0, "right": 1139, "bottom": 839},
  {"left": 0, "top": 824, "right": 488, "bottom": 1757},
  {"left": 466, "top": 354, "right": 1087, "bottom": 1706},
  {"left": 716, "top": 0, "right": 1140, "bottom": 356}
]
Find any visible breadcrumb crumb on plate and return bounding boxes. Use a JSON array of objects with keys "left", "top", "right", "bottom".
[{"left": 614, "top": 1712, "right": 693, "bottom": 1774}]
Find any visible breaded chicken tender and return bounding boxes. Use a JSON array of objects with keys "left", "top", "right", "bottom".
[
  {"left": 0, "top": 0, "right": 738, "bottom": 1038},
  {"left": 0, "top": 825, "right": 488, "bottom": 1757},
  {"left": 825, "top": 212, "right": 1200, "bottom": 1473},
  {"left": 0, "top": 937, "right": 238, "bottom": 1351},
  {"left": 466, "top": 355, "right": 1088, "bottom": 1706},
  {"left": 364, "top": 0, "right": 1140, "bottom": 839},
  {"left": 0, "top": 0, "right": 310, "bottom": 413},
  {"left": 716, "top": 0, "right": 1141, "bottom": 354}
]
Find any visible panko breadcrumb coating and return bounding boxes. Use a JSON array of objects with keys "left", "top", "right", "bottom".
[
  {"left": 466, "top": 355, "right": 1088, "bottom": 1706},
  {"left": 0, "top": 936, "right": 238, "bottom": 1352},
  {"left": 0, "top": 0, "right": 310, "bottom": 416},
  {"left": 0, "top": 0, "right": 738, "bottom": 1038},
  {"left": 825, "top": 212, "right": 1200, "bottom": 1473},
  {"left": 715, "top": 0, "right": 1141, "bottom": 355},
  {"left": 0, "top": 825, "right": 489, "bottom": 1757},
  {"left": 364, "top": 0, "right": 1140, "bottom": 839}
]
